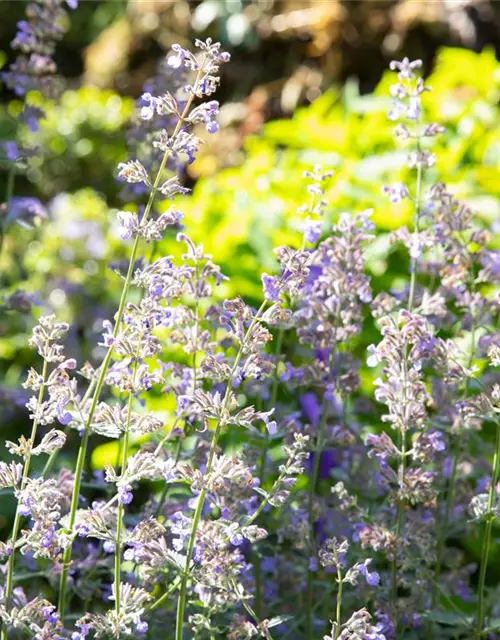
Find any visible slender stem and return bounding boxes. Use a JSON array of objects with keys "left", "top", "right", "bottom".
[
  {"left": 254, "top": 549, "right": 262, "bottom": 619},
  {"left": 174, "top": 301, "right": 267, "bottom": 640},
  {"left": 255, "top": 326, "right": 283, "bottom": 619},
  {"left": 153, "top": 291, "right": 200, "bottom": 525},
  {"left": 391, "top": 134, "right": 423, "bottom": 638},
  {"left": 57, "top": 89, "right": 198, "bottom": 621},
  {"left": 306, "top": 336, "right": 339, "bottom": 640},
  {"left": 306, "top": 397, "right": 328, "bottom": 640},
  {"left": 2, "top": 356, "right": 48, "bottom": 640},
  {"left": 475, "top": 418, "right": 500, "bottom": 639},
  {"left": 244, "top": 467, "right": 289, "bottom": 529},
  {"left": 334, "top": 565, "right": 343, "bottom": 640},
  {"left": 429, "top": 280, "right": 477, "bottom": 639},
  {"left": 114, "top": 380, "right": 135, "bottom": 616},
  {"left": 153, "top": 433, "right": 182, "bottom": 519},
  {"left": 392, "top": 423, "right": 407, "bottom": 634},
  {"left": 407, "top": 139, "right": 423, "bottom": 314},
  {"left": 231, "top": 578, "right": 274, "bottom": 640},
  {"left": 147, "top": 576, "right": 182, "bottom": 612},
  {"left": 259, "top": 327, "right": 283, "bottom": 482},
  {"left": 0, "top": 163, "right": 16, "bottom": 265},
  {"left": 429, "top": 447, "right": 458, "bottom": 612}
]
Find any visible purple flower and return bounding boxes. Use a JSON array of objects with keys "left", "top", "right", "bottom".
[
  {"left": 226, "top": 524, "right": 244, "bottom": 546},
  {"left": 43, "top": 606, "right": 59, "bottom": 624},
  {"left": 56, "top": 398, "right": 72, "bottom": 426},
  {"left": 201, "top": 100, "right": 220, "bottom": 134},
  {"left": 167, "top": 44, "right": 188, "bottom": 69},
  {"left": 206, "top": 119, "right": 219, "bottom": 134},
  {"left": 3, "top": 141, "right": 19, "bottom": 160},
  {"left": 103, "top": 540, "right": 115, "bottom": 554},
  {"left": 300, "top": 393, "right": 320, "bottom": 425},
  {"left": 140, "top": 92, "right": 159, "bottom": 120},
  {"left": 265, "top": 419, "right": 277, "bottom": 436},
  {"left": 428, "top": 431, "right": 446, "bottom": 452},
  {"left": 118, "top": 484, "right": 133, "bottom": 505},
  {"left": 7, "top": 197, "right": 47, "bottom": 228},
  {"left": 366, "top": 344, "right": 380, "bottom": 367},
  {"left": 407, "top": 96, "right": 421, "bottom": 121},
  {"left": 382, "top": 183, "right": 409, "bottom": 204},
  {"left": 261, "top": 273, "right": 280, "bottom": 302},
  {"left": 18, "top": 495, "right": 34, "bottom": 517},
  {"left": 41, "top": 526, "right": 57, "bottom": 548},
  {"left": 136, "top": 621, "right": 148, "bottom": 634},
  {"left": 359, "top": 559, "right": 380, "bottom": 586},
  {"left": 388, "top": 101, "right": 403, "bottom": 121},
  {"left": 72, "top": 623, "right": 90, "bottom": 640},
  {"left": 303, "top": 219, "right": 323, "bottom": 245}
]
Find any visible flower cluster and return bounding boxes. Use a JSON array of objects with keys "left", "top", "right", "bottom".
[{"left": 2, "top": 0, "right": 77, "bottom": 99}]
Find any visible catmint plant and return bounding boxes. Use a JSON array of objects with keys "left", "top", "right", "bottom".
[
  {"left": 0, "top": 0, "right": 77, "bottom": 280},
  {"left": 1, "top": 19, "right": 499, "bottom": 640},
  {"left": 56, "top": 38, "right": 231, "bottom": 628}
]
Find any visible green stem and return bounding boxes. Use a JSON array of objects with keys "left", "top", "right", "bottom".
[
  {"left": 306, "top": 336, "right": 339, "bottom": 640},
  {"left": 147, "top": 576, "right": 182, "bottom": 612},
  {"left": 255, "top": 326, "right": 283, "bottom": 619},
  {"left": 429, "top": 283, "right": 477, "bottom": 639},
  {"left": 259, "top": 327, "right": 283, "bottom": 482},
  {"left": 407, "top": 139, "right": 423, "bottom": 314},
  {"left": 114, "top": 383, "right": 135, "bottom": 617},
  {"left": 392, "top": 430, "right": 407, "bottom": 637},
  {"left": 2, "top": 356, "right": 48, "bottom": 640},
  {"left": 0, "top": 163, "right": 16, "bottom": 264},
  {"left": 153, "top": 432, "right": 182, "bottom": 520},
  {"left": 174, "top": 301, "right": 267, "bottom": 640},
  {"left": 475, "top": 418, "right": 500, "bottom": 639},
  {"left": 430, "top": 447, "right": 458, "bottom": 609},
  {"left": 254, "top": 550, "right": 262, "bottom": 619},
  {"left": 232, "top": 578, "right": 274, "bottom": 640},
  {"left": 334, "top": 565, "right": 343, "bottom": 640},
  {"left": 57, "top": 88, "right": 198, "bottom": 621},
  {"left": 306, "top": 397, "right": 328, "bottom": 640},
  {"left": 392, "top": 136, "right": 423, "bottom": 637}
]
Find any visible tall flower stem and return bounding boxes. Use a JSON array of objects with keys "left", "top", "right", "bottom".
[
  {"left": 306, "top": 330, "right": 339, "bottom": 640},
  {"left": 392, "top": 428, "right": 407, "bottom": 607},
  {"left": 334, "top": 564, "right": 343, "bottom": 640},
  {"left": 259, "top": 327, "right": 284, "bottom": 482},
  {"left": 391, "top": 137, "right": 423, "bottom": 638},
  {"left": 429, "top": 299, "right": 476, "bottom": 638},
  {"left": 57, "top": 87, "right": 199, "bottom": 621},
  {"left": 475, "top": 417, "right": 500, "bottom": 639},
  {"left": 255, "top": 326, "right": 284, "bottom": 618},
  {"left": 2, "top": 355, "right": 48, "bottom": 640},
  {"left": 0, "top": 163, "right": 16, "bottom": 261},
  {"left": 114, "top": 393, "right": 133, "bottom": 616},
  {"left": 114, "top": 347, "right": 140, "bottom": 616},
  {"left": 306, "top": 400, "right": 328, "bottom": 640},
  {"left": 174, "top": 301, "right": 267, "bottom": 640},
  {"left": 407, "top": 140, "right": 423, "bottom": 314}
]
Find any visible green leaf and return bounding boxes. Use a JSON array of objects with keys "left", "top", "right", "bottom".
[
  {"left": 267, "top": 615, "right": 293, "bottom": 628},
  {"left": 422, "top": 611, "right": 473, "bottom": 627}
]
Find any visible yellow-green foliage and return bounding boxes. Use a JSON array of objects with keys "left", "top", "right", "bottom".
[{"left": 172, "top": 47, "right": 499, "bottom": 299}]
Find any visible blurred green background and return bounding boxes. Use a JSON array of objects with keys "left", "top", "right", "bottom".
[{"left": 0, "top": 0, "right": 499, "bottom": 535}]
